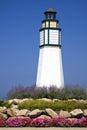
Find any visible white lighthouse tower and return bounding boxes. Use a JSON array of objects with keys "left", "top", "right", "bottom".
[{"left": 36, "top": 8, "right": 64, "bottom": 88}]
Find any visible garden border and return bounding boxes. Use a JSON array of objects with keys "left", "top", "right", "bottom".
[{"left": 0, "top": 128, "right": 87, "bottom": 130}]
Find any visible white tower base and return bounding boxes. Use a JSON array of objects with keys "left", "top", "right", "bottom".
[{"left": 36, "top": 46, "right": 64, "bottom": 88}]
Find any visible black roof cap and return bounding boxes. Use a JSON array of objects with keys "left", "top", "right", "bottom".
[{"left": 44, "top": 8, "right": 56, "bottom": 14}]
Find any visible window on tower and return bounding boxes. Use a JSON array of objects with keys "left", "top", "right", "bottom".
[
  {"left": 46, "top": 13, "right": 56, "bottom": 20},
  {"left": 42, "top": 22, "right": 45, "bottom": 28},
  {"left": 59, "top": 31, "right": 61, "bottom": 45},
  {"left": 49, "top": 30, "right": 58, "bottom": 44},
  {"left": 46, "top": 21, "right": 49, "bottom": 27},
  {"left": 50, "top": 21, "right": 57, "bottom": 28},
  {"left": 40, "top": 31, "right": 44, "bottom": 45}
]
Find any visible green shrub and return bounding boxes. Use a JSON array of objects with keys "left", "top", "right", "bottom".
[
  {"left": 0, "top": 100, "right": 11, "bottom": 108},
  {"left": 7, "top": 85, "right": 87, "bottom": 100},
  {"left": 18, "top": 99, "right": 52, "bottom": 110},
  {"left": 18, "top": 99, "right": 87, "bottom": 111}
]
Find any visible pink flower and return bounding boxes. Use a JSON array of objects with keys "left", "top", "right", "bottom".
[
  {"left": 6, "top": 117, "right": 31, "bottom": 127},
  {"left": 72, "top": 117, "right": 87, "bottom": 127},
  {"left": 30, "top": 118, "right": 45, "bottom": 127},
  {"left": 0, "top": 120, "right": 5, "bottom": 127},
  {"left": 0, "top": 117, "right": 87, "bottom": 127}
]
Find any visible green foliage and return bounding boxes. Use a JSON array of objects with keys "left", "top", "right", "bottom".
[
  {"left": 0, "top": 100, "right": 11, "bottom": 108},
  {"left": 7, "top": 86, "right": 27, "bottom": 99},
  {"left": 7, "top": 85, "right": 87, "bottom": 100},
  {"left": 18, "top": 99, "right": 87, "bottom": 111}
]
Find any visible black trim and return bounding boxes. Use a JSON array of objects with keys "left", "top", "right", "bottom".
[
  {"left": 40, "top": 44, "right": 61, "bottom": 48},
  {"left": 42, "top": 19, "right": 58, "bottom": 23},
  {"left": 40, "top": 27, "right": 61, "bottom": 32},
  {"left": 44, "top": 11, "right": 56, "bottom": 14}
]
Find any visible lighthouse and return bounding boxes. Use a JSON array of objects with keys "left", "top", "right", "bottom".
[{"left": 36, "top": 8, "right": 64, "bottom": 88}]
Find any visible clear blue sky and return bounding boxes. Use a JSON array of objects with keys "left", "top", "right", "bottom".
[{"left": 0, "top": 0, "right": 87, "bottom": 99}]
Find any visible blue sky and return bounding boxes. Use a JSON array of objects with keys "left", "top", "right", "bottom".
[{"left": 0, "top": 0, "right": 87, "bottom": 99}]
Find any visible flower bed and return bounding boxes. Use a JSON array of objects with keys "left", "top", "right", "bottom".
[{"left": 0, "top": 117, "right": 87, "bottom": 127}]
